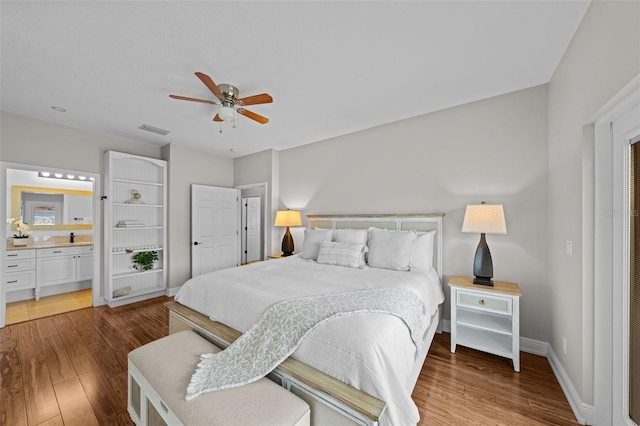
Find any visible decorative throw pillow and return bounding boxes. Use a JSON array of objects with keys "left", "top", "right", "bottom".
[
  {"left": 367, "top": 228, "right": 417, "bottom": 271},
  {"left": 333, "top": 228, "right": 369, "bottom": 266},
  {"left": 301, "top": 229, "right": 333, "bottom": 261},
  {"left": 316, "top": 241, "right": 365, "bottom": 269},
  {"left": 410, "top": 231, "right": 436, "bottom": 271}
]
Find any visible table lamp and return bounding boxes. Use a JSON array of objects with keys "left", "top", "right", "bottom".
[
  {"left": 461, "top": 203, "right": 507, "bottom": 286},
  {"left": 274, "top": 210, "right": 302, "bottom": 256}
]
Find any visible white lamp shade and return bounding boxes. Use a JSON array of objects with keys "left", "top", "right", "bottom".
[
  {"left": 461, "top": 204, "right": 507, "bottom": 234},
  {"left": 274, "top": 210, "right": 302, "bottom": 227},
  {"left": 218, "top": 106, "right": 235, "bottom": 122}
]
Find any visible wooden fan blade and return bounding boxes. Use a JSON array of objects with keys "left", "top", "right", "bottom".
[
  {"left": 213, "top": 114, "right": 223, "bottom": 122},
  {"left": 195, "top": 72, "right": 223, "bottom": 98},
  {"left": 238, "top": 93, "right": 273, "bottom": 106},
  {"left": 237, "top": 108, "right": 269, "bottom": 124},
  {"left": 169, "top": 94, "right": 219, "bottom": 105}
]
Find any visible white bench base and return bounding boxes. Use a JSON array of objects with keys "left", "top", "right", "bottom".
[{"left": 128, "top": 330, "right": 310, "bottom": 426}]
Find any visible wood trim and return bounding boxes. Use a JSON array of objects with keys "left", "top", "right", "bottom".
[
  {"left": 448, "top": 276, "right": 523, "bottom": 297},
  {"left": 306, "top": 213, "right": 445, "bottom": 219},
  {"left": 164, "top": 301, "right": 385, "bottom": 422}
]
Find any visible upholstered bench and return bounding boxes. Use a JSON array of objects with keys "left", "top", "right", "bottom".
[{"left": 128, "top": 330, "right": 311, "bottom": 426}]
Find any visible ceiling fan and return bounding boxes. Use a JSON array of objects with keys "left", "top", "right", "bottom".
[{"left": 170, "top": 72, "right": 273, "bottom": 125}]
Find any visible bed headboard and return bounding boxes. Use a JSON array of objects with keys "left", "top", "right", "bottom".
[{"left": 306, "top": 213, "right": 444, "bottom": 281}]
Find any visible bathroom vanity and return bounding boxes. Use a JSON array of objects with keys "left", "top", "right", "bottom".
[{"left": 5, "top": 237, "right": 93, "bottom": 302}]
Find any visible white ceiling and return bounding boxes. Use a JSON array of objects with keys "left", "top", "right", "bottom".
[{"left": 1, "top": 1, "right": 590, "bottom": 159}]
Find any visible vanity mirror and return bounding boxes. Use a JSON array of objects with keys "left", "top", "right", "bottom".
[{"left": 11, "top": 185, "right": 93, "bottom": 230}]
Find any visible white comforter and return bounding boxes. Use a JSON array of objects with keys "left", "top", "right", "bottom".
[{"left": 175, "top": 255, "right": 444, "bottom": 426}]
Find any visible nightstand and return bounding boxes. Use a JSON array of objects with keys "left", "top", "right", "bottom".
[
  {"left": 267, "top": 253, "right": 285, "bottom": 260},
  {"left": 448, "top": 275, "right": 523, "bottom": 372}
]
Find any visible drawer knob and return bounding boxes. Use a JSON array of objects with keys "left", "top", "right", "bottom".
[{"left": 479, "top": 299, "right": 485, "bottom": 305}]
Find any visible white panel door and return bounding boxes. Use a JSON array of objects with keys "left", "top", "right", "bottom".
[
  {"left": 245, "top": 196, "right": 261, "bottom": 263},
  {"left": 191, "top": 185, "right": 240, "bottom": 277}
]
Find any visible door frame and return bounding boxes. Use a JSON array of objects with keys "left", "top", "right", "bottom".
[
  {"left": 241, "top": 195, "right": 262, "bottom": 264},
  {"left": 236, "top": 182, "right": 268, "bottom": 262},
  {"left": 594, "top": 85, "right": 640, "bottom": 426},
  {"left": 0, "top": 161, "right": 102, "bottom": 328}
]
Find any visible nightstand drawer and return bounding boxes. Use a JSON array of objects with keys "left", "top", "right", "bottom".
[{"left": 458, "top": 291, "right": 511, "bottom": 314}]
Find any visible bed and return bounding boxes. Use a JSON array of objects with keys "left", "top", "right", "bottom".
[{"left": 166, "top": 214, "right": 444, "bottom": 426}]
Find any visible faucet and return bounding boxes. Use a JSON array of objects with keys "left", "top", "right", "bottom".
[{"left": 70, "top": 232, "right": 75, "bottom": 243}]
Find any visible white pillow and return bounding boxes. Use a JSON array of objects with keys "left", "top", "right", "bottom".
[
  {"left": 333, "top": 228, "right": 369, "bottom": 266},
  {"left": 367, "top": 228, "right": 417, "bottom": 271},
  {"left": 410, "top": 230, "right": 435, "bottom": 271},
  {"left": 301, "top": 229, "right": 333, "bottom": 260},
  {"left": 316, "top": 241, "right": 365, "bottom": 269}
]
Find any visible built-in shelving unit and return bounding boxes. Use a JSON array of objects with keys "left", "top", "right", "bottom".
[{"left": 104, "top": 151, "right": 167, "bottom": 307}]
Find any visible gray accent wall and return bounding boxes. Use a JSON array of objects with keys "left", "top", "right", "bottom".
[{"left": 278, "top": 84, "right": 550, "bottom": 342}]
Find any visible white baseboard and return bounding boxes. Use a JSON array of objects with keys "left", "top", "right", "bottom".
[
  {"left": 440, "top": 319, "right": 593, "bottom": 425},
  {"left": 165, "top": 286, "right": 180, "bottom": 297},
  {"left": 547, "top": 345, "right": 594, "bottom": 425}
]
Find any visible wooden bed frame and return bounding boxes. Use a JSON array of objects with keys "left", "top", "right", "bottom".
[{"left": 165, "top": 213, "right": 444, "bottom": 426}]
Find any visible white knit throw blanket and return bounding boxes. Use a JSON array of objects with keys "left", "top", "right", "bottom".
[{"left": 186, "top": 287, "right": 427, "bottom": 401}]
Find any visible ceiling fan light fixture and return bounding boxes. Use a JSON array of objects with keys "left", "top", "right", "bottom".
[{"left": 218, "top": 106, "right": 235, "bottom": 122}]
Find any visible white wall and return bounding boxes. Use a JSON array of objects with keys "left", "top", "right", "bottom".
[
  {"left": 162, "top": 143, "right": 234, "bottom": 288},
  {"left": 278, "top": 85, "right": 549, "bottom": 341},
  {"left": 234, "top": 149, "right": 280, "bottom": 257},
  {"left": 547, "top": 0, "right": 640, "bottom": 406}
]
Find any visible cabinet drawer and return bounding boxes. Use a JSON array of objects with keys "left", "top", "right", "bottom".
[
  {"left": 6, "top": 249, "right": 36, "bottom": 260},
  {"left": 5, "top": 258, "right": 36, "bottom": 273},
  {"left": 38, "top": 248, "right": 73, "bottom": 258},
  {"left": 458, "top": 291, "right": 511, "bottom": 314},
  {"left": 38, "top": 246, "right": 93, "bottom": 258},
  {"left": 6, "top": 270, "right": 36, "bottom": 290}
]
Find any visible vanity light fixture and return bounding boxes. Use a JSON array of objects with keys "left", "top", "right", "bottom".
[{"left": 39, "top": 172, "right": 93, "bottom": 182}]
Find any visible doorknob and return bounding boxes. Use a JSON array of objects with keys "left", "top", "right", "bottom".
[{"left": 193, "top": 241, "right": 200, "bottom": 246}]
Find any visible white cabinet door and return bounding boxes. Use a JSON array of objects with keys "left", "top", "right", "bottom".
[
  {"left": 76, "top": 254, "right": 93, "bottom": 281},
  {"left": 191, "top": 185, "right": 240, "bottom": 277},
  {"left": 38, "top": 255, "right": 76, "bottom": 287}
]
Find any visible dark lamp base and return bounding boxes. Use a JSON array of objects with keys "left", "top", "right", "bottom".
[
  {"left": 473, "top": 277, "right": 494, "bottom": 286},
  {"left": 281, "top": 226, "right": 295, "bottom": 257}
]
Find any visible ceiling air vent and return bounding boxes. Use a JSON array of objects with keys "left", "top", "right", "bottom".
[{"left": 138, "top": 124, "right": 170, "bottom": 136}]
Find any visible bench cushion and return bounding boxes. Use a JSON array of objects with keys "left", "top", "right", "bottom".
[{"left": 128, "top": 330, "right": 310, "bottom": 426}]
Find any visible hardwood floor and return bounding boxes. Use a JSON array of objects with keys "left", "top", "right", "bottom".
[
  {"left": 414, "top": 333, "right": 579, "bottom": 425},
  {"left": 0, "top": 296, "right": 578, "bottom": 426}
]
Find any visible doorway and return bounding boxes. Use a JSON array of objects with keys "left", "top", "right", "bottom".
[
  {"left": 1, "top": 162, "right": 101, "bottom": 328},
  {"left": 242, "top": 195, "right": 262, "bottom": 264},
  {"left": 594, "top": 86, "right": 640, "bottom": 426}
]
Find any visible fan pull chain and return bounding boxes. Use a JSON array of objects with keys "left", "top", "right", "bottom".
[{"left": 219, "top": 122, "right": 223, "bottom": 134}]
